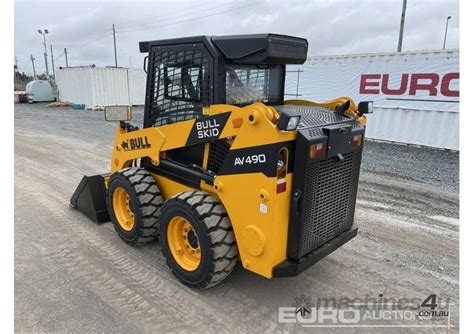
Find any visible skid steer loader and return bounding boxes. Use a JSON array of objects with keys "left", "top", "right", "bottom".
[{"left": 70, "top": 34, "right": 372, "bottom": 289}]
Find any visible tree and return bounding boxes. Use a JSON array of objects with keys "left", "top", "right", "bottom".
[{"left": 16, "top": 71, "right": 33, "bottom": 83}]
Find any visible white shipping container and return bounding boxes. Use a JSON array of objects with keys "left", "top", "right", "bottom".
[
  {"left": 127, "top": 69, "right": 146, "bottom": 106},
  {"left": 286, "top": 49, "right": 459, "bottom": 150},
  {"left": 57, "top": 67, "right": 146, "bottom": 106},
  {"left": 365, "top": 107, "right": 459, "bottom": 150}
]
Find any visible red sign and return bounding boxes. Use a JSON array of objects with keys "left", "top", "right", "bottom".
[{"left": 360, "top": 73, "right": 459, "bottom": 97}]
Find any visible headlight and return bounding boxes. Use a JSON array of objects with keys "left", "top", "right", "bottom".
[
  {"left": 286, "top": 116, "right": 300, "bottom": 130},
  {"left": 357, "top": 101, "right": 374, "bottom": 114},
  {"left": 277, "top": 112, "right": 301, "bottom": 131}
]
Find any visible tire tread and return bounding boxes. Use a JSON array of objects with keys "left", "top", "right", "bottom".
[
  {"left": 110, "top": 167, "right": 163, "bottom": 245},
  {"left": 161, "top": 191, "right": 238, "bottom": 289}
]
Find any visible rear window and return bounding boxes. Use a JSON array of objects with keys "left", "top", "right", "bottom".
[{"left": 225, "top": 65, "right": 283, "bottom": 106}]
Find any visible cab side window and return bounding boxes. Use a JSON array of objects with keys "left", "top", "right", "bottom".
[{"left": 148, "top": 48, "right": 210, "bottom": 127}]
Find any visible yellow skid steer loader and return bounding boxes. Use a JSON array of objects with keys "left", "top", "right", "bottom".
[{"left": 70, "top": 34, "right": 372, "bottom": 289}]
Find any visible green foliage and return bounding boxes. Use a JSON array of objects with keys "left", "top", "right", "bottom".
[{"left": 16, "top": 71, "right": 33, "bottom": 83}]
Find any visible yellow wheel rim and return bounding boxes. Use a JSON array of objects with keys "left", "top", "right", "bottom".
[
  {"left": 112, "top": 187, "right": 135, "bottom": 232},
  {"left": 167, "top": 216, "right": 201, "bottom": 271}
]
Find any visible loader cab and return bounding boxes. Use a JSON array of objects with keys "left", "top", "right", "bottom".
[{"left": 139, "top": 34, "right": 308, "bottom": 128}]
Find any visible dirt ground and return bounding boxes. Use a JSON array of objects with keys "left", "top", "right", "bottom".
[{"left": 14, "top": 103, "right": 459, "bottom": 333}]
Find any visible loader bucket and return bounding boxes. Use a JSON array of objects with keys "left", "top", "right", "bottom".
[{"left": 70, "top": 174, "right": 110, "bottom": 223}]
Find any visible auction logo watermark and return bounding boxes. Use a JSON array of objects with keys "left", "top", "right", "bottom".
[{"left": 279, "top": 293, "right": 453, "bottom": 328}]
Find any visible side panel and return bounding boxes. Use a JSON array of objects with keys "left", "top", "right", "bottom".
[
  {"left": 206, "top": 104, "right": 298, "bottom": 278},
  {"left": 214, "top": 173, "right": 294, "bottom": 278},
  {"left": 150, "top": 173, "right": 195, "bottom": 200}
]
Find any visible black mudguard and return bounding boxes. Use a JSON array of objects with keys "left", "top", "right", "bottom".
[{"left": 70, "top": 174, "right": 110, "bottom": 223}]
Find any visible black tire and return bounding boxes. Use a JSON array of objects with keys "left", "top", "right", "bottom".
[
  {"left": 159, "top": 191, "right": 238, "bottom": 289},
  {"left": 107, "top": 167, "right": 162, "bottom": 245}
]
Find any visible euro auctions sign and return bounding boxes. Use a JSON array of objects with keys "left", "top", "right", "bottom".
[
  {"left": 286, "top": 50, "right": 459, "bottom": 112},
  {"left": 360, "top": 72, "right": 459, "bottom": 103}
]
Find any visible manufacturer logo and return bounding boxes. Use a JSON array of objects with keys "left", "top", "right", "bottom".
[
  {"left": 186, "top": 113, "right": 231, "bottom": 146},
  {"left": 121, "top": 136, "right": 151, "bottom": 151},
  {"left": 196, "top": 119, "right": 221, "bottom": 139}
]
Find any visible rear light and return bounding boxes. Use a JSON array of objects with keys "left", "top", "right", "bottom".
[
  {"left": 276, "top": 178, "right": 287, "bottom": 193},
  {"left": 309, "top": 142, "right": 327, "bottom": 159},
  {"left": 351, "top": 134, "right": 363, "bottom": 147}
]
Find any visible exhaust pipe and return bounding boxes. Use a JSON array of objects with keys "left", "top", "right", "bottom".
[{"left": 70, "top": 174, "right": 110, "bottom": 223}]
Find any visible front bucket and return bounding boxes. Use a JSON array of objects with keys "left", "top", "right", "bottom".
[{"left": 70, "top": 174, "right": 110, "bottom": 223}]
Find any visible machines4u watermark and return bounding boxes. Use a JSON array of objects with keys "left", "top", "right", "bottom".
[{"left": 279, "top": 293, "right": 453, "bottom": 328}]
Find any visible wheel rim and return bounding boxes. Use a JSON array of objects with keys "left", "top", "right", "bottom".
[
  {"left": 167, "top": 216, "right": 201, "bottom": 271},
  {"left": 112, "top": 187, "right": 135, "bottom": 231}
]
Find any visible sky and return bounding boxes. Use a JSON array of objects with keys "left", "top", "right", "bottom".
[{"left": 14, "top": 0, "right": 460, "bottom": 76}]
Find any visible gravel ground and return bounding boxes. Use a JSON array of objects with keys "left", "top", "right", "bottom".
[
  {"left": 362, "top": 140, "right": 458, "bottom": 194},
  {"left": 14, "top": 103, "right": 459, "bottom": 333}
]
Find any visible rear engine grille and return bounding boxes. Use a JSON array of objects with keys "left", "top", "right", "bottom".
[
  {"left": 274, "top": 105, "right": 353, "bottom": 129},
  {"left": 298, "top": 150, "right": 362, "bottom": 257}
]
